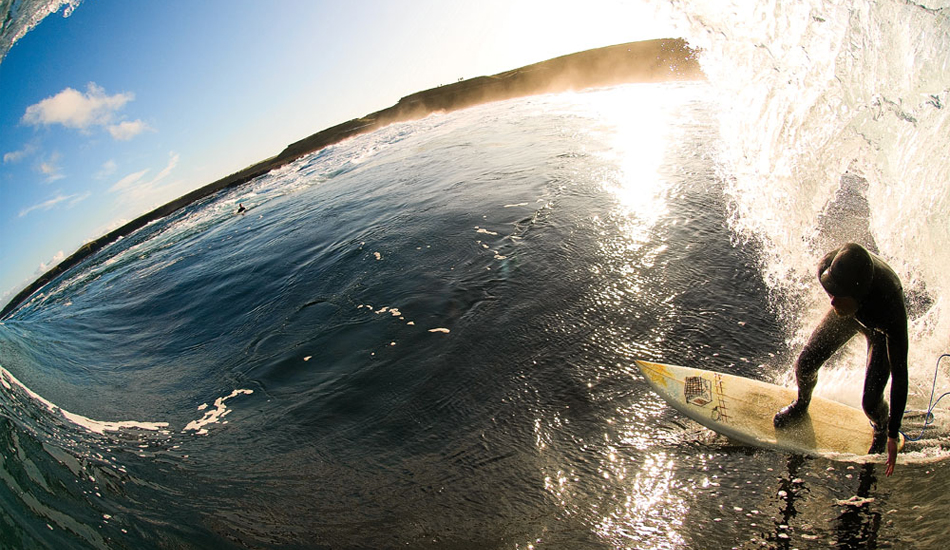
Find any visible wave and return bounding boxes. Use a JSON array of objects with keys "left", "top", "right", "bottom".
[
  {"left": 1, "top": 364, "right": 168, "bottom": 434},
  {"left": 0, "top": 0, "right": 81, "bottom": 62},
  {"left": 671, "top": 0, "right": 950, "bottom": 397}
]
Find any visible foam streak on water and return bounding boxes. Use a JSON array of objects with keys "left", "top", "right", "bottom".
[{"left": 1, "top": 365, "right": 168, "bottom": 435}]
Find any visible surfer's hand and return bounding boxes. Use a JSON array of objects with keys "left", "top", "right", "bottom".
[{"left": 884, "top": 437, "right": 899, "bottom": 477}]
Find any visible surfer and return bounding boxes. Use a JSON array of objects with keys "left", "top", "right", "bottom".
[
  {"left": 236, "top": 203, "right": 246, "bottom": 214},
  {"left": 773, "top": 243, "right": 908, "bottom": 476}
]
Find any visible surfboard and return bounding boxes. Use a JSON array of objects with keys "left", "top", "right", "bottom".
[{"left": 635, "top": 360, "right": 901, "bottom": 457}]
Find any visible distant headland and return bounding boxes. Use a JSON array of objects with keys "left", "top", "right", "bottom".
[{"left": 1, "top": 38, "right": 702, "bottom": 318}]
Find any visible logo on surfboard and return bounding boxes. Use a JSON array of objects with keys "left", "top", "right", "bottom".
[{"left": 684, "top": 376, "right": 713, "bottom": 407}]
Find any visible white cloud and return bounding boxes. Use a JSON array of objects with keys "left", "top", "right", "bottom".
[
  {"left": 39, "top": 163, "right": 65, "bottom": 182},
  {"left": 21, "top": 82, "right": 148, "bottom": 141},
  {"left": 110, "top": 168, "right": 149, "bottom": 192},
  {"left": 151, "top": 152, "right": 180, "bottom": 184},
  {"left": 106, "top": 152, "right": 185, "bottom": 213},
  {"left": 96, "top": 159, "right": 117, "bottom": 179},
  {"left": 5, "top": 150, "right": 27, "bottom": 163},
  {"left": 107, "top": 119, "right": 150, "bottom": 140},
  {"left": 70, "top": 191, "right": 91, "bottom": 206},
  {"left": 18, "top": 191, "right": 89, "bottom": 218},
  {"left": 110, "top": 152, "right": 179, "bottom": 193},
  {"left": 19, "top": 195, "right": 69, "bottom": 217},
  {"left": 3, "top": 140, "right": 39, "bottom": 164},
  {"left": 23, "top": 83, "right": 131, "bottom": 129},
  {"left": 36, "top": 250, "right": 66, "bottom": 275},
  {"left": 36, "top": 152, "right": 65, "bottom": 182},
  {"left": 3, "top": 150, "right": 25, "bottom": 163}
]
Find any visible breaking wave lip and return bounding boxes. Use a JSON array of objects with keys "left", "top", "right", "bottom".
[{"left": 0, "top": 0, "right": 83, "bottom": 63}]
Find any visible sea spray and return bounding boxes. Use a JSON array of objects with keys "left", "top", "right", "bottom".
[{"left": 670, "top": 0, "right": 950, "bottom": 400}]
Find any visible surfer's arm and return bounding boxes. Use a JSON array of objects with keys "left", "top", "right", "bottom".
[
  {"left": 882, "top": 325, "right": 907, "bottom": 477},
  {"left": 885, "top": 437, "right": 898, "bottom": 476},
  {"left": 885, "top": 326, "right": 908, "bottom": 439}
]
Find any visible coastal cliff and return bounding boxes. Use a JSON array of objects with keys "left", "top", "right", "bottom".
[{"left": 1, "top": 38, "right": 702, "bottom": 318}]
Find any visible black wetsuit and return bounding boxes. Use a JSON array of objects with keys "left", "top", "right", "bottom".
[{"left": 790, "top": 249, "right": 909, "bottom": 440}]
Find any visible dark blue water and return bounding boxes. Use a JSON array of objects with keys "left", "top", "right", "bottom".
[{"left": 1, "top": 85, "right": 948, "bottom": 549}]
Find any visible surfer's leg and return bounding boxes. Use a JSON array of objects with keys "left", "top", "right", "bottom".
[
  {"left": 862, "top": 331, "right": 891, "bottom": 453},
  {"left": 774, "top": 308, "right": 859, "bottom": 428}
]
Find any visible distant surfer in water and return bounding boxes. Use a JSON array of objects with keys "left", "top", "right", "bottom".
[
  {"left": 237, "top": 203, "right": 246, "bottom": 214},
  {"left": 774, "top": 243, "right": 908, "bottom": 476}
]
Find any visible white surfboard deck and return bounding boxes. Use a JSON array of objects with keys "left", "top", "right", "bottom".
[{"left": 635, "top": 360, "right": 899, "bottom": 458}]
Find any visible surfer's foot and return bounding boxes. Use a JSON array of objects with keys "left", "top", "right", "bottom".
[
  {"left": 773, "top": 400, "right": 809, "bottom": 429},
  {"left": 868, "top": 428, "right": 887, "bottom": 454}
]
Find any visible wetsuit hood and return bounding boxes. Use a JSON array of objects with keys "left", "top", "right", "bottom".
[{"left": 819, "top": 243, "right": 874, "bottom": 300}]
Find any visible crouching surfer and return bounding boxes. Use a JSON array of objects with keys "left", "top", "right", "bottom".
[{"left": 774, "top": 243, "right": 908, "bottom": 476}]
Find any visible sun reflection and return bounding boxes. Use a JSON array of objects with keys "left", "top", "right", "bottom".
[
  {"left": 529, "top": 85, "right": 703, "bottom": 548},
  {"left": 574, "top": 84, "right": 684, "bottom": 237},
  {"left": 594, "top": 450, "right": 688, "bottom": 549},
  {"left": 565, "top": 84, "right": 697, "bottom": 327},
  {"left": 535, "top": 397, "right": 693, "bottom": 548}
]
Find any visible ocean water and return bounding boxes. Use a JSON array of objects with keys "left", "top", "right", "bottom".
[
  {"left": 3, "top": 2, "right": 950, "bottom": 550},
  {"left": 1, "top": 81, "right": 947, "bottom": 549}
]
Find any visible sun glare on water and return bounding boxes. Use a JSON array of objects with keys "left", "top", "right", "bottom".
[{"left": 576, "top": 85, "right": 681, "bottom": 245}]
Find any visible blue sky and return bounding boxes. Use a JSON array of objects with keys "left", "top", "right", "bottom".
[{"left": 0, "top": 0, "right": 677, "bottom": 302}]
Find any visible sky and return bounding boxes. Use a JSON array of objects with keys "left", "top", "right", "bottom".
[{"left": 0, "top": 0, "right": 679, "bottom": 303}]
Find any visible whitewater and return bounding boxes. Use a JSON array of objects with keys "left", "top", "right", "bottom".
[{"left": 2, "top": 0, "right": 950, "bottom": 549}]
